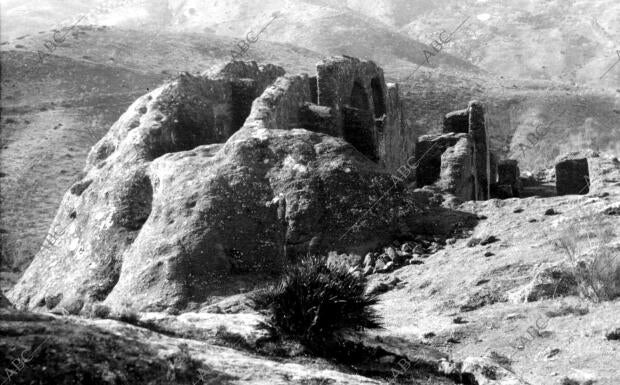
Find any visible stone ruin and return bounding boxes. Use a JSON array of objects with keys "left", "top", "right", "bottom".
[
  {"left": 414, "top": 101, "right": 491, "bottom": 202},
  {"left": 9, "top": 58, "right": 415, "bottom": 312},
  {"left": 9, "top": 56, "right": 609, "bottom": 312},
  {"left": 555, "top": 152, "right": 591, "bottom": 195},
  {"left": 495, "top": 159, "right": 523, "bottom": 199},
  {"left": 416, "top": 104, "right": 605, "bottom": 201}
]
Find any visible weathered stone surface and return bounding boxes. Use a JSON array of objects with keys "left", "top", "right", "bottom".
[
  {"left": 138, "top": 311, "right": 270, "bottom": 346},
  {"left": 418, "top": 101, "right": 490, "bottom": 202},
  {"left": 297, "top": 102, "right": 337, "bottom": 136},
  {"left": 316, "top": 56, "right": 392, "bottom": 163},
  {"left": 436, "top": 135, "right": 474, "bottom": 202},
  {"left": 553, "top": 151, "right": 620, "bottom": 196},
  {"left": 381, "top": 83, "right": 416, "bottom": 175},
  {"left": 341, "top": 331, "right": 449, "bottom": 369},
  {"left": 468, "top": 101, "right": 489, "bottom": 200},
  {"left": 498, "top": 159, "right": 522, "bottom": 198},
  {"left": 200, "top": 293, "right": 257, "bottom": 314},
  {"left": 0, "top": 310, "right": 384, "bottom": 385},
  {"left": 86, "top": 61, "right": 284, "bottom": 170},
  {"left": 9, "top": 60, "right": 409, "bottom": 312},
  {"left": 555, "top": 154, "right": 590, "bottom": 195},
  {"left": 415, "top": 133, "right": 466, "bottom": 188},
  {"left": 461, "top": 357, "right": 527, "bottom": 385},
  {"left": 443, "top": 108, "right": 468, "bottom": 134},
  {"left": 491, "top": 184, "right": 514, "bottom": 199}
]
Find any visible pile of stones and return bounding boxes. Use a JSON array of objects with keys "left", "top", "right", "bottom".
[{"left": 330, "top": 236, "right": 448, "bottom": 276}]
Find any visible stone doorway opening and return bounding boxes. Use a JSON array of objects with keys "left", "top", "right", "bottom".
[
  {"left": 343, "top": 80, "right": 377, "bottom": 161},
  {"left": 371, "top": 77, "right": 386, "bottom": 129}
]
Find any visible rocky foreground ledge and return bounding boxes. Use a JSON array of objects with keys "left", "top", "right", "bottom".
[{"left": 0, "top": 294, "right": 528, "bottom": 385}]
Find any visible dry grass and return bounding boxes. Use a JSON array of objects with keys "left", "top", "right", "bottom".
[{"left": 556, "top": 216, "right": 620, "bottom": 302}]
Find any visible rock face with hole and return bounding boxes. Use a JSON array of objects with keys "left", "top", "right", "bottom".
[{"left": 9, "top": 59, "right": 410, "bottom": 312}]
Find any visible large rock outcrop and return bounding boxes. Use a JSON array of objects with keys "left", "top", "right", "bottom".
[{"left": 9, "top": 60, "right": 409, "bottom": 312}]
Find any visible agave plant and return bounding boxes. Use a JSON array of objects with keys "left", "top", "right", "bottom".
[{"left": 255, "top": 256, "right": 382, "bottom": 348}]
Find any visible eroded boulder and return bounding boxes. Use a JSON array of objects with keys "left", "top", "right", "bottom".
[{"left": 9, "top": 62, "right": 409, "bottom": 312}]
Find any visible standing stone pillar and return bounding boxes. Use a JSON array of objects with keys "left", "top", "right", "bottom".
[{"left": 468, "top": 101, "right": 488, "bottom": 200}]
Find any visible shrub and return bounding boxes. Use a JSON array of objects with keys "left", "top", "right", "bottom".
[
  {"left": 556, "top": 221, "right": 620, "bottom": 302},
  {"left": 214, "top": 325, "right": 250, "bottom": 350},
  {"left": 112, "top": 303, "right": 139, "bottom": 325},
  {"left": 575, "top": 248, "right": 620, "bottom": 301},
  {"left": 254, "top": 256, "right": 382, "bottom": 350},
  {"left": 92, "top": 303, "right": 111, "bottom": 319},
  {"left": 118, "top": 308, "right": 139, "bottom": 324}
]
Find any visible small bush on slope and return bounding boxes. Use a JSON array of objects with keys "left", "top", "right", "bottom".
[
  {"left": 254, "top": 256, "right": 382, "bottom": 352},
  {"left": 556, "top": 219, "right": 620, "bottom": 302}
]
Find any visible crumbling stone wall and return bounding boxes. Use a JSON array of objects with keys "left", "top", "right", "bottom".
[
  {"left": 298, "top": 103, "right": 337, "bottom": 136},
  {"left": 468, "top": 101, "right": 488, "bottom": 200},
  {"left": 415, "top": 133, "right": 469, "bottom": 188},
  {"left": 555, "top": 153, "right": 591, "bottom": 195},
  {"left": 436, "top": 135, "right": 474, "bottom": 201},
  {"left": 497, "top": 159, "right": 522, "bottom": 198},
  {"left": 87, "top": 62, "right": 284, "bottom": 169},
  {"left": 380, "top": 83, "right": 416, "bottom": 176},
  {"left": 193, "top": 57, "right": 405, "bottom": 171},
  {"left": 414, "top": 101, "right": 490, "bottom": 202},
  {"left": 244, "top": 75, "right": 312, "bottom": 131},
  {"left": 315, "top": 57, "right": 393, "bottom": 163},
  {"left": 443, "top": 109, "right": 468, "bottom": 134},
  {"left": 9, "top": 58, "right": 414, "bottom": 312}
]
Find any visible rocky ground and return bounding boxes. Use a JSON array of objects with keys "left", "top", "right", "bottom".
[{"left": 2, "top": 153, "right": 618, "bottom": 384}]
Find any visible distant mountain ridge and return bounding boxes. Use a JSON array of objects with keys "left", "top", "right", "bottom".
[{"left": 1, "top": 0, "right": 480, "bottom": 78}]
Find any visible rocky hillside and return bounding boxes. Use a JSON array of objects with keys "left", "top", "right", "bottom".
[
  {"left": 399, "top": 0, "right": 620, "bottom": 87},
  {"left": 1, "top": 3, "right": 619, "bottom": 382},
  {"left": 2, "top": 140, "right": 619, "bottom": 385},
  {"left": 1, "top": 0, "right": 618, "bottom": 289}
]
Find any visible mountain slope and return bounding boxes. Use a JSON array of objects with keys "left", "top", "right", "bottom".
[
  {"left": 0, "top": 0, "right": 480, "bottom": 78},
  {"left": 399, "top": 0, "right": 620, "bottom": 86}
]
